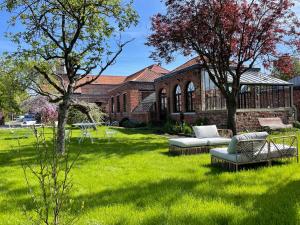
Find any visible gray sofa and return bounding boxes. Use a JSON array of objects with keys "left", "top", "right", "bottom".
[
  {"left": 169, "top": 125, "right": 232, "bottom": 155},
  {"left": 210, "top": 132, "right": 298, "bottom": 171}
]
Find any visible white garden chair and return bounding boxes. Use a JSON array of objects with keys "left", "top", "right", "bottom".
[
  {"left": 78, "top": 123, "right": 94, "bottom": 144},
  {"left": 105, "top": 127, "right": 116, "bottom": 142}
]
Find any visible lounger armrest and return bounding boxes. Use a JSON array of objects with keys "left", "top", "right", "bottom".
[
  {"left": 269, "top": 135, "right": 297, "bottom": 140},
  {"left": 269, "top": 135, "right": 298, "bottom": 147},
  {"left": 269, "top": 135, "right": 298, "bottom": 157},
  {"left": 218, "top": 129, "right": 233, "bottom": 138}
]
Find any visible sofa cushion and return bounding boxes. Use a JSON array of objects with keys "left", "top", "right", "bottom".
[
  {"left": 202, "top": 137, "right": 232, "bottom": 146},
  {"left": 169, "top": 138, "right": 208, "bottom": 148},
  {"left": 227, "top": 132, "right": 269, "bottom": 154},
  {"left": 193, "top": 125, "right": 220, "bottom": 139}
]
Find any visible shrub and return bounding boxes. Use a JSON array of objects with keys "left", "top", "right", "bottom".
[
  {"left": 121, "top": 119, "right": 146, "bottom": 128},
  {"left": 67, "top": 108, "right": 86, "bottom": 124},
  {"left": 119, "top": 118, "right": 129, "bottom": 127},
  {"left": 182, "top": 123, "right": 193, "bottom": 135},
  {"left": 163, "top": 119, "right": 175, "bottom": 134},
  {"left": 195, "top": 117, "right": 209, "bottom": 126},
  {"left": 163, "top": 119, "right": 182, "bottom": 134},
  {"left": 293, "top": 121, "right": 300, "bottom": 129},
  {"left": 88, "top": 103, "right": 106, "bottom": 123},
  {"left": 67, "top": 103, "right": 105, "bottom": 125}
]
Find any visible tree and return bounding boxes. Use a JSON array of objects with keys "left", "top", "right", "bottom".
[
  {"left": 3, "top": 0, "right": 138, "bottom": 153},
  {"left": 147, "top": 0, "right": 299, "bottom": 134},
  {"left": 21, "top": 96, "right": 58, "bottom": 123},
  {"left": 0, "top": 58, "right": 29, "bottom": 121},
  {"left": 273, "top": 55, "right": 300, "bottom": 80}
]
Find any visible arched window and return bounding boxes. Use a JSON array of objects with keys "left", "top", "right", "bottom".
[
  {"left": 174, "top": 85, "right": 182, "bottom": 112},
  {"left": 159, "top": 89, "right": 167, "bottom": 111},
  {"left": 186, "top": 82, "right": 195, "bottom": 112}
]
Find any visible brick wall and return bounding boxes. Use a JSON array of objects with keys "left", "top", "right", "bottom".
[
  {"left": 74, "top": 84, "right": 120, "bottom": 112},
  {"left": 108, "top": 81, "right": 156, "bottom": 123},
  {"left": 168, "top": 108, "right": 294, "bottom": 132},
  {"left": 294, "top": 88, "right": 300, "bottom": 121},
  {"left": 155, "top": 69, "right": 202, "bottom": 120}
]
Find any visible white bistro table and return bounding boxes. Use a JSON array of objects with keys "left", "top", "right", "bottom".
[{"left": 72, "top": 122, "right": 103, "bottom": 143}]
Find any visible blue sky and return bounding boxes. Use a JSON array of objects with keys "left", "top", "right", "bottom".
[
  {"left": 0, "top": 1, "right": 191, "bottom": 76},
  {"left": 0, "top": 1, "right": 299, "bottom": 76}
]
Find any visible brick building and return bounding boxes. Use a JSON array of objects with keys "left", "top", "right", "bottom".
[
  {"left": 108, "top": 65, "right": 169, "bottom": 123},
  {"left": 154, "top": 58, "right": 295, "bottom": 131},
  {"left": 73, "top": 75, "right": 126, "bottom": 112}
]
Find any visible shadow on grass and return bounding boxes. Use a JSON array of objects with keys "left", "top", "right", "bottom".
[
  {"left": 74, "top": 178, "right": 199, "bottom": 210},
  {"left": 0, "top": 180, "right": 34, "bottom": 213},
  {"left": 241, "top": 180, "right": 300, "bottom": 225},
  {"left": 0, "top": 132, "right": 167, "bottom": 167},
  {"left": 70, "top": 174, "right": 300, "bottom": 225},
  {"left": 205, "top": 159, "right": 295, "bottom": 173}
]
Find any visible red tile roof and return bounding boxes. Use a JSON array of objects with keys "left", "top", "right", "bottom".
[
  {"left": 125, "top": 65, "right": 169, "bottom": 82},
  {"left": 77, "top": 75, "right": 126, "bottom": 85},
  {"left": 172, "top": 56, "right": 202, "bottom": 72}
]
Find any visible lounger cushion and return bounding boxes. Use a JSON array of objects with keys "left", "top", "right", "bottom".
[
  {"left": 193, "top": 125, "right": 220, "bottom": 139},
  {"left": 227, "top": 132, "right": 269, "bottom": 154},
  {"left": 169, "top": 138, "right": 208, "bottom": 148},
  {"left": 211, "top": 144, "right": 295, "bottom": 163},
  {"left": 211, "top": 147, "right": 268, "bottom": 163},
  {"left": 202, "top": 137, "right": 232, "bottom": 146}
]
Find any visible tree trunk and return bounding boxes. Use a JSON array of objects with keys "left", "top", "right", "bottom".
[
  {"left": 227, "top": 96, "right": 238, "bottom": 135},
  {"left": 56, "top": 99, "right": 70, "bottom": 154}
]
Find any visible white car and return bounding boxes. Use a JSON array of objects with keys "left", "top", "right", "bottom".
[
  {"left": 22, "top": 115, "right": 37, "bottom": 125},
  {"left": 15, "top": 116, "right": 25, "bottom": 122}
]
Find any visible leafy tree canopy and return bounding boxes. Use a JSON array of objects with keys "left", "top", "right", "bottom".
[
  {"left": 273, "top": 55, "right": 300, "bottom": 80},
  {"left": 0, "top": 58, "right": 29, "bottom": 117}
]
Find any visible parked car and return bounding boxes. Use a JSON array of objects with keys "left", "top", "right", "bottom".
[
  {"left": 23, "top": 114, "right": 37, "bottom": 125},
  {"left": 15, "top": 115, "right": 25, "bottom": 122}
]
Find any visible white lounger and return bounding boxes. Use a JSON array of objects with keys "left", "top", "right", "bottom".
[
  {"left": 169, "top": 125, "right": 232, "bottom": 155},
  {"left": 210, "top": 132, "right": 298, "bottom": 171}
]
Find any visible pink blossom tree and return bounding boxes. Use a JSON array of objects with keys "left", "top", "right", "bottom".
[
  {"left": 22, "top": 96, "right": 58, "bottom": 124},
  {"left": 147, "top": 0, "right": 299, "bottom": 134}
]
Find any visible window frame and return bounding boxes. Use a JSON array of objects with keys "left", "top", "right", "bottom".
[
  {"left": 116, "top": 95, "right": 120, "bottom": 113},
  {"left": 111, "top": 97, "right": 114, "bottom": 113},
  {"left": 174, "top": 85, "right": 182, "bottom": 112},
  {"left": 123, "top": 93, "right": 127, "bottom": 112},
  {"left": 159, "top": 88, "right": 168, "bottom": 112},
  {"left": 186, "top": 82, "right": 195, "bottom": 112}
]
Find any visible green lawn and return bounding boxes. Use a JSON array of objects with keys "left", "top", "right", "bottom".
[{"left": 1, "top": 127, "right": 300, "bottom": 225}]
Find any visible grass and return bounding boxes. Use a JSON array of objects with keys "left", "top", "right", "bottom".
[{"left": 0, "top": 127, "right": 300, "bottom": 225}]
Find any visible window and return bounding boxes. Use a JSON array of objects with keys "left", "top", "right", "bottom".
[
  {"left": 117, "top": 95, "right": 120, "bottom": 112},
  {"left": 174, "top": 85, "right": 182, "bottom": 112},
  {"left": 204, "top": 72, "right": 226, "bottom": 110},
  {"left": 258, "top": 85, "right": 291, "bottom": 109},
  {"left": 123, "top": 93, "right": 127, "bottom": 112},
  {"left": 111, "top": 97, "right": 114, "bottom": 113},
  {"left": 186, "top": 82, "right": 195, "bottom": 112},
  {"left": 159, "top": 89, "right": 168, "bottom": 111}
]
